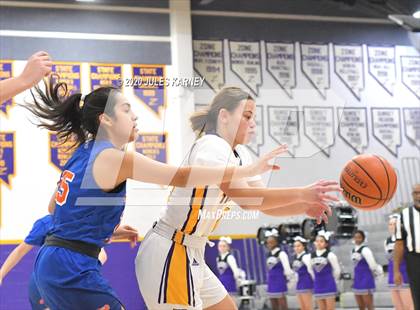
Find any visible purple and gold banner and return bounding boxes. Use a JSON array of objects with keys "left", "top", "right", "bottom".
[
  {"left": 0, "top": 132, "right": 15, "bottom": 187},
  {"left": 89, "top": 63, "right": 122, "bottom": 91},
  {"left": 49, "top": 133, "right": 76, "bottom": 171},
  {"left": 132, "top": 65, "right": 166, "bottom": 116},
  {"left": 0, "top": 61, "right": 14, "bottom": 116},
  {"left": 52, "top": 62, "right": 81, "bottom": 96},
  {"left": 135, "top": 133, "right": 167, "bottom": 163}
]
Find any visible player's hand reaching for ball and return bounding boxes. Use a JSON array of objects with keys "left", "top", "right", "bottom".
[
  {"left": 19, "top": 51, "right": 52, "bottom": 88},
  {"left": 303, "top": 180, "right": 342, "bottom": 204},
  {"left": 304, "top": 203, "right": 331, "bottom": 224},
  {"left": 302, "top": 180, "right": 342, "bottom": 224},
  {"left": 249, "top": 144, "right": 288, "bottom": 175},
  {"left": 111, "top": 225, "right": 139, "bottom": 248}
]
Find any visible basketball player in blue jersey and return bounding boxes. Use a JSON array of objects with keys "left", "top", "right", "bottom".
[
  {"left": 0, "top": 215, "right": 53, "bottom": 309},
  {"left": 0, "top": 51, "right": 52, "bottom": 102},
  {"left": 23, "top": 78, "right": 286, "bottom": 310},
  {"left": 0, "top": 214, "right": 107, "bottom": 309},
  {"left": 136, "top": 87, "right": 342, "bottom": 310}
]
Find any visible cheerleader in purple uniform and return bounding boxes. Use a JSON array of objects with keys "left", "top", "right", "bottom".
[
  {"left": 216, "top": 236, "right": 242, "bottom": 295},
  {"left": 311, "top": 231, "right": 340, "bottom": 310},
  {"left": 385, "top": 216, "right": 414, "bottom": 310},
  {"left": 265, "top": 232, "right": 294, "bottom": 310},
  {"left": 292, "top": 236, "right": 314, "bottom": 310},
  {"left": 351, "top": 230, "right": 383, "bottom": 310}
]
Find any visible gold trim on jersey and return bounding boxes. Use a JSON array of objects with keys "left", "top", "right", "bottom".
[{"left": 181, "top": 186, "right": 208, "bottom": 234}]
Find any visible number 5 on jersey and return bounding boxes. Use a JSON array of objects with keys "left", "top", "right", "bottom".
[{"left": 55, "top": 170, "right": 75, "bottom": 206}]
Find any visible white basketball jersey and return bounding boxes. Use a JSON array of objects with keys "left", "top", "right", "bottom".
[{"left": 159, "top": 134, "right": 260, "bottom": 236}]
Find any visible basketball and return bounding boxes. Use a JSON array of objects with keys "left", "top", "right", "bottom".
[{"left": 340, "top": 154, "right": 397, "bottom": 210}]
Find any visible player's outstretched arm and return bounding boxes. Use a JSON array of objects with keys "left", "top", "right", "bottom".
[
  {"left": 0, "top": 51, "right": 52, "bottom": 102},
  {"left": 219, "top": 179, "right": 340, "bottom": 223},
  {"left": 92, "top": 145, "right": 287, "bottom": 190},
  {"left": 0, "top": 243, "right": 33, "bottom": 285}
]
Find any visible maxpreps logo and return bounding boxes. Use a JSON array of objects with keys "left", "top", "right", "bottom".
[{"left": 199, "top": 209, "right": 260, "bottom": 220}]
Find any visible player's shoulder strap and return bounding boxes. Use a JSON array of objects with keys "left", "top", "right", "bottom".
[
  {"left": 218, "top": 253, "right": 230, "bottom": 262},
  {"left": 355, "top": 245, "right": 365, "bottom": 253}
]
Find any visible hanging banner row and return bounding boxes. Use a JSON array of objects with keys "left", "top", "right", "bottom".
[
  {"left": 193, "top": 40, "right": 420, "bottom": 100},
  {"left": 195, "top": 104, "right": 419, "bottom": 158},
  {"left": 0, "top": 133, "right": 167, "bottom": 188},
  {"left": 0, "top": 62, "right": 166, "bottom": 117}
]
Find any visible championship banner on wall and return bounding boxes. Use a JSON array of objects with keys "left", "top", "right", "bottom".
[
  {"left": 300, "top": 43, "right": 330, "bottom": 99},
  {"left": 403, "top": 108, "right": 420, "bottom": 149},
  {"left": 0, "top": 60, "right": 14, "bottom": 116},
  {"left": 367, "top": 46, "right": 396, "bottom": 96},
  {"left": 52, "top": 62, "right": 82, "bottom": 96},
  {"left": 49, "top": 133, "right": 77, "bottom": 171},
  {"left": 265, "top": 42, "right": 296, "bottom": 99},
  {"left": 193, "top": 40, "right": 225, "bottom": 91},
  {"left": 89, "top": 63, "right": 122, "bottom": 91},
  {"left": 135, "top": 133, "right": 167, "bottom": 163},
  {"left": 267, "top": 106, "right": 300, "bottom": 157},
  {"left": 0, "top": 132, "right": 15, "bottom": 188},
  {"left": 333, "top": 45, "right": 364, "bottom": 101},
  {"left": 400, "top": 56, "right": 420, "bottom": 100},
  {"left": 229, "top": 41, "right": 263, "bottom": 96},
  {"left": 337, "top": 107, "right": 369, "bottom": 154},
  {"left": 371, "top": 108, "right": 401, "bottom": 157},
  {"left": 131, "top": 65, "right": 166, "bottom": 117},
  {"left": 303, "top": 106, "right": 335, "bottom": 157}
]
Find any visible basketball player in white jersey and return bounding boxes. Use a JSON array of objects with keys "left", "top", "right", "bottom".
[{"left": 135, "top": 87, "right": 341, "bottom": 310}]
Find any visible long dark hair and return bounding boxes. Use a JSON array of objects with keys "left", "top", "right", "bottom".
[
  {"left": 353, "top": 230, "right": 366, "bottom": 242},
  {"left": 190, "top": 87, "right": 253, "bottom": 137},
  {"left": 24, "top": 76, "right": 119, "bottom": 148}
]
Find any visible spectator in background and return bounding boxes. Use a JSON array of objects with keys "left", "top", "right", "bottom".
[
  {"left": 310, "top": 231, "right": 340, "bottom": 310},
  {"left": 351, "top": 230, "right": 383, "bottom": 310},
  {"left": 292, "top": 236, "right": 314, "bottom": 310},
  {"left": 216, "top": 236, "right": 244, "bottom": 296},
  {"left": 265, "top": 229, "right": 294, "bottom": 310}
]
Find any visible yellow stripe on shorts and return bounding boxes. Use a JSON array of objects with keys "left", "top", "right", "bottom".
[{"left": 165, "top": 243, "right": 190, "bottom": 306}]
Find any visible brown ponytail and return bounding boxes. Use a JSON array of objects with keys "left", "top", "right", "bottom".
[{"left": 190, "top": 87, "right": 253, "bottom": 137}]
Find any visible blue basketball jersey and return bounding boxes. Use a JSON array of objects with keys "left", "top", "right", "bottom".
[
  {"left": 50, "top": 140, "right": 126, "bottom": 247},
  {"left": 24, "top": 215, "right": 53, "bottom": 247}
]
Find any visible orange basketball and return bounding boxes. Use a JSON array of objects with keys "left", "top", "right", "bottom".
[{"left": 340, "top": 154, "right": 397, "bottom": 210}]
